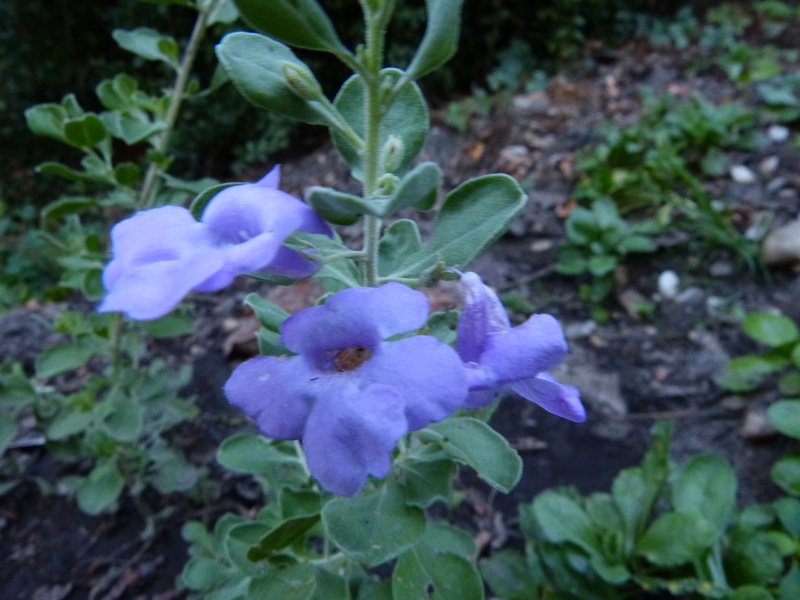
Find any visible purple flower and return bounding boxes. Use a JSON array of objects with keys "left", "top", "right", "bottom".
[
  {"left": 224, "top": 283, "right": 468, "bottom": 496},
  {"left": 456, "top": 272, "right": 585, "bottom": 422},
  {"left": 99, "top": 166, "right": 331, "bottom": 320}
]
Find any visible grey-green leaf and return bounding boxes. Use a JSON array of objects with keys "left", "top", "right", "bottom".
[
  {"left": 405, "top": 0, "right": 464, "bottom": 80},
  {"left": 305, "top": 186, "right": 373, "bottom": 225},
  {"left": 112, "top": 28, "right": 180, "bottom": 69},
  {"left": 321, "top": 479, "right": 425, "bottom": 567},
  {"left": 233, "top": 0, "right": 348, "bottom": 55},
  {"left": 672, "top": 454, "right": 736, "bottom": 536},
  {"left": 216, "top": 32, "right": 336, "bottom": 126},
  {"left": 417, "top": 417, "right": 522, "bottom": 493}
]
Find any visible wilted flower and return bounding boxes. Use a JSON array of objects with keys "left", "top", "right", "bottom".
[
  {"left": 224, "top": 283, "right": 468, "bottom": 496},
  {"left": 99, "top": 166, "right": 330, "bottom": 320},
  {"left": 456, "top": 272, "right": 585, "bottom": 422}
]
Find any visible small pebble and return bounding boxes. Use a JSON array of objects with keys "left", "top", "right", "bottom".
[
  {"left": 741, "top": 407, "right": 777, "bottom": 441},
  {"left": 730, "top": 165, "right": 757, "bottom": 184},
  {"left": 758, "top": 155, "right": 779, "bottom": 177},
  {"left": 657, "top": 270, "right": 680, "bottom": 299},
  {"left": 709, "top": 260, "right": 734, "bottom": 277},
  {"left": 768, "top": 124, "right": 790, "bottom": 143},
  {"left": 675, "top": 286, "right": 704, "bottom": 304},
  {"left": 564, "top": 320, "right": 597, "bottom": 338}
]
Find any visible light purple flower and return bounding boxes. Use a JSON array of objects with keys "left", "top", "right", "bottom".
[
  {"left": 224, "top": 283, "right": 468, "bottom": 496},
  {"left": 98, "top": 166, "right": 330, "bottom": 320},
  {"left": 456, "top": 272, "right": 585, "bottom": 422}
]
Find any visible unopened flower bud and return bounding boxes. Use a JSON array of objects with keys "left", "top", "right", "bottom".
[
  {"left": 380, "top": 135, "right": 405, "bottom": 173},
  {"left": 281, "top": 62, "right": 324, "bottom": 102}
]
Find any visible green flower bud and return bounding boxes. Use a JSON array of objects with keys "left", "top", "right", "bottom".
[
  {"left": 380, "top": 135, "right": 405, "bottom": 174},
  {"left": 281, "top": 62, "right": 324, "bottom": 102}
]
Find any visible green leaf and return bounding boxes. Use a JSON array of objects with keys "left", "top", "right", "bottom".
[
  {"left": 305, "top": 186, "right": 372, "bottom": 225},
  {"left": 671, "top": 454, "right": 737, "bottom": 536},
  {"left": 189, "top": 182, "right": 242, "bottom": 220},
  {"left": 142, "top": 312, "right": 194, "bottom": 339},
  {"left": 217, "top": 433, "right": 307, "bottom": 485},
  {"left": 216, "top": 32, "right": 336, "bottom": 126},
  {"left": 375, "top": 162, "right": 442, "bottom": 216},
  {"left": 744, "top": 312, "right": 800, "bottom": 347},
  {"left": 147, "top": 447, "right": 202, "bottom": 493},
  {"left": 233, "top": 0, "right": 348, "bottom": 55},
  {"left": 393, "top": 174, "right": 526, "bottom": 278},
  {"left": 779, "top": 570, "right": 800, "bottom": 600},
  {"left": 532, "top": 490, "right": 600, "bottom": 553},
  {"left": 285, "top": 231, "right": 363, "bottom": 290},
  {"left": 774, "top": 497, "right": 800, "bottom": 538},
  {"left": 331, "top": 69, "right": 428, "bottom": 178},
  {"left": 730, "top": 585, "right": 776, "bottom": 600},
  {"left": 249, "top": 563, "right": 316, "bottom": 600},
  {"left": 398, "top": 458, "right": 456, "bottom": 508},
  {"left": 35, "top": 340, "right": 102, "bottom": 378},
  {"left": 480, "top": 550, "right": 542, "bottom": 600},
  {"left": 75, "top": 458, "right": 125, "bottom": 515},
  {"left": 635, "top": 512, "right": 716, "bottom": 566},
  {"left": 63, "top": 114, "right": 108, "bottom": 148},
  {"left": 112, "top": 28, "right": 180, "bottom": 69},
  {"left": 25, "top": 103, "right": 68, "bottom": 142},
  {"left": 102, "top": 111, "right": 165, "bottom": 145},
  {"left": 718, "top": 352, "right": 790, "bottom": 392},
  {"left": 99, "top": 393, "right": 145, "bottom": 442},
  {"left": 248, "top": 515, "right": 321, "bottom": 562},
  {"left": 417, "top": 417, "right": 522, "bottom": 493},
  {"left": 114, "top": 162, "right": 142, "bottom": 187},
  {"left": 378, "top": 219, "right": 423, "bottom": 278},
  {"left": 392, "top": 547, "right": 481, "bottom": 600},
  {"left": 321, "top": 479, "right": 425, "bottom": 566},
  {"left": 728, "top": 529, "right": 796, "bottom": 586},
  {"left": 45, "top": 407, "right": 94, "bottom": 441},
  {"left": 780, "top": 372, "right": 800, "bottom": 396},
  {"left": 41, "top": 196, "right": 96, "bottom": 221},
  {"left": 208, "top": 0, "right": 239, "bottom": 25},
  {"left": 244, "top": 294, "right": 290, "bottom": 332},
  {"left": 405, "top": 0, "right": 464, "bottom": 80},
  {"left": 773, "top": 455, "right": 800, "bottom": 495},
  {"left": 587, "top": 254, "right": 617, "bottom": 276},
  {"left": 768, "top": 400, "right": 800, "bottom": 440}
]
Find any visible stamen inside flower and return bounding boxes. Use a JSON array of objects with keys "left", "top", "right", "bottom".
[{"left": 333, "top": 346, "right": 372, "bottom": 372}]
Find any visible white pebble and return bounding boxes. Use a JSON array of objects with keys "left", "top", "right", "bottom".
[
  {"left": 730, "top": 165, "right": 757, "bottom": 184},
  {"left": 768, "top": 124, "right": 790, "bottom": 143},
  {"left": 657, "top": 270, "right": 680, "bottom": 299}
]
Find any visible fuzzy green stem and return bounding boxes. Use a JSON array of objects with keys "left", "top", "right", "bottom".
[
  {"left": 140, "top": 0, "right": 215, "bottom": 209},
  {"left": 358, "top": 2, "right": 390, "bottom": 287}
]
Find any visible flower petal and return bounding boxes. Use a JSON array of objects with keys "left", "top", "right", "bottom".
[
  {"left": 360, "top": 336, "right": 468, "bottom": 431},
  {"left": 302, "top": 383, "right": 408, "bottom": 496},
  {"left": 456, "top": 272, "right": 511, "bottom": 362},
  {"left": 223, "top": 355, "right": 316, "bottom": 440},
  {"left": 480, "top": 314, "right": 569, "bottom": 385},
  {"left": 99, "top": 206, "right": 222, "bottom": 319},
  {"left": 510, "top": 372, "right": 585, "bottom": 422},
  {"left": 280, "top": 283, "right": 429, "bottom": 357}
]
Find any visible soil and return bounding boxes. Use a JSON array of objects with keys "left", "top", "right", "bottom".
[{"left": 3, "top": 25, "right": 800, "bottom": 600}]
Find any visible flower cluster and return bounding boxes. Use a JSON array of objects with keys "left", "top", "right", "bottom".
[
  {"left": 98, "top": 168, "right": 583, "bottom": 496},
  {"left": 99, "top": 166, "right": 330, "bottom": 320}
]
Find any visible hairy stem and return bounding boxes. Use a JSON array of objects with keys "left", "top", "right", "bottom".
[{"left": 139, "top": 0, "right": 215, "bottom": 209}]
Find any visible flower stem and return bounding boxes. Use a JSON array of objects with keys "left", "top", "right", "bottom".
[
  {"left": 358, "top": 1, "right": 389, "bottom": 287},
  {"left": 139, "top": 0, "right": 216, "bottom": 209}
]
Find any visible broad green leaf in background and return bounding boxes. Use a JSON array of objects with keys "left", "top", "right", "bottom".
[
  {"left": 216, "top": 32, "right": 337, "bottom": 126},
  {"left": 479, "top": 550, "right": 543, "bottom": 600},
  {"left": 63, "top": 114, "right": 108, "bottom": 148},
  {"left": 248, "top": 563, "right": 317, "bottom": 600},
  {"left": 743, "top": 312, "right": 800, "bottom": 347},
  {"left": 331, "top": 69, "right": 428, "bottom": 178},
  {"left": 248, "top": 515, "right": 321, "bottom": 562},
  {"left": 217, "top": 433, "right": 307, "bottom": 485},
  {"left": 233, "top": 0, "right": 348, "bottom": 55},
  {"left": 112, "top": 28, "right": 180, "bottom": 69},
  {"left": 142, "top": 312, "right": 194, "bottom": 339},
  {"left": 418, "top": 417, "right": 522, "bottom": 492},
  {"left": 772, "top": 455, "right": 800, "bottom": 495},
  {"left": 322, "top": 479, "right": 425, "bottom": 566},
  {"left": 635, "top": 512, "right": 716, "bottom": 566},
  {"left": 671, "top": 454, "right": 737, "bottom": 536},
  {"left": 768, "top": 400, "right": 800, "bottom": 440},
  {"left": 397, "top": 457, "right": 455, "bottom": 508},
  {"left": 717, "top": 351, "right": 790, "bottom": 392},
  {"left": 76, "top": 458, "right": 125, "bottom": 515},
  {"left": 35, "top": 339, "right": 104, "bottom": 379},
  {"left": 25, "top": 103, "right": 69, "bottom": 143},
  {"left": 405, "top": 0, "right": 465, "bottom": 80}
]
